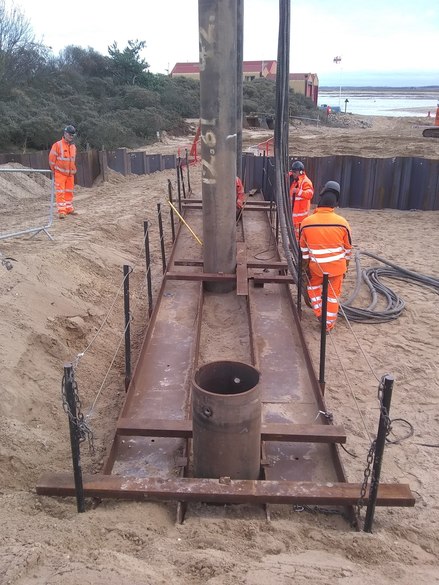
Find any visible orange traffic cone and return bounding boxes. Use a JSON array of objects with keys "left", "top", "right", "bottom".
[{"left": 435, "top": 104, "right": 439, "bottom": 127}]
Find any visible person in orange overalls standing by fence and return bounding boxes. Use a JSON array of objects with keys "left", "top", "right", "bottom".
[
  {"left": 236, "top": 176, "right": 245, "bottom": 220},
  {"left": 299, "top": 181, "right": 352, "bottom": 332},
  {"left": 49, "top": 125, "right": 77, "bottom": 219},
  {"left": 289, "top": 160, "right": 314, "bottom": 240}
]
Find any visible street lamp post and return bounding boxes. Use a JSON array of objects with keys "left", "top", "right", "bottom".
[{"left": 333, "top": 56, "right": 342, "bottom": 109}]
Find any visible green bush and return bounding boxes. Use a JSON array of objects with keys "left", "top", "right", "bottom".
[{"left": 0, "top": 15, "right": 321, "bottom": 153}]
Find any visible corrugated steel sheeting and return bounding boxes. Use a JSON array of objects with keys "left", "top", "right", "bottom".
[
  {"left": 0, "top": 150, "right": 100, "bottom": 188},
  {"left": 244, "top": 153, "right": 439, "bottom": 210},
  {"left": 1, "top": 148, "right": 437, "bottom": 209}
]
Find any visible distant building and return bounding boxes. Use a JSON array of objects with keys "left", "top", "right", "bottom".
[
  {"left": 169, "top": 62, "right": 201, "bottom": 80},
  {"left": 170, "top": 61, "right": 319, "bottom": 104},
  {"left": 289, "top": 72, "right": 319, "bottom": 104},
  {"left": 241, "top": 59, "right": 277, "bottom": 81}
]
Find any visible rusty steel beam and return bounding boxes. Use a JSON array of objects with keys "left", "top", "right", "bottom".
[
  {"left": 116, "top": 418, "right": 347, "bottom": 443},
  {"left": 173, "top": 259, "right": 288, "bottom": 270},
  {"left": 236, "top": 242, "right": 248, "bottom": 296},
  {"left": 166, "top": 271, "right": 293, "bottom": 284},
  {"left": 36, "top": 473, "right": 415, "bottom": 507},
  {"left": 166, "top": 271, "right": 236, "bottom": 282},
  {"left": 183, "top": 198, "right": 272, "bottom": 207},
  {"left": 253, "top": 274, "right": 295, "bottom": 284},
  {"left": 183, "top": 203, "right": 271, "bottom": 212}
]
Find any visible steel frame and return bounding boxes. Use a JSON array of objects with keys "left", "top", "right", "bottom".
[{"left": 36, "top": 197, "right": 415, "bottom": 525}]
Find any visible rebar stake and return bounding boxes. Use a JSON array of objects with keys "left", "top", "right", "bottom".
[
  {"left": 63, "top": 363, "right": 85, "bottom": 513},
  {"left": 123, "top": 265, "right": 132, "bottom": 391},
  {"left": 319, "top": 273, "right": 329, "bottom": 394},
  {"left": 143, "top": 221, "right": 153, "bottom": 318},
  {"left": 364, "top": 375, "right": 394, "bottom": 533}
]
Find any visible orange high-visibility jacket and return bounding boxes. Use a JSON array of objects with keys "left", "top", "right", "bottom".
[
  {"left": 236, "top": 177, "right": 245, "bottom": 210},
  {"left": 299, "top": 207, "right": 352, "bottom": 276},
  {"left": 49, "top": 138, "right": 77, "bottom": 176},
  {"left": 289, "top": 172, "right": 314, "bottom": 223}
]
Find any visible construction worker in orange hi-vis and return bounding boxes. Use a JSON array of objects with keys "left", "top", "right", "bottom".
[
  {"left": 299, "top": 181, "right": 352, "bottom": 332},
  {"left": 49, "top": 125, "right": 77, "bottom": 219},
  {"left": 289, "top": 160, "right": 314, "bottom": 240},
  {"left": 236, "top": 176, "right": 245, "bottom": 219}
]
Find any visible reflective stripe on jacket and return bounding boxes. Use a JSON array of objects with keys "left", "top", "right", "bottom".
[
  {"left": 49, "top": 138, "right": 77, "bottom": 176},
  {"left": 289, "top": 172, "right": 314, "bottom": 222},
  {"left": 299, "top": 207, "right": 352, "bottom": 276}
]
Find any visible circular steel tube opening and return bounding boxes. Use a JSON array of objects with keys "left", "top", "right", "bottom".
[{"left": 194, "top": 360, "right": 259, "bottom": 396}]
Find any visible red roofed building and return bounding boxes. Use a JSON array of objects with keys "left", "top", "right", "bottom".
[
  {"left": 289, "top": 72, "right": 319, "bottom": 104},
  {"left": 170, "top": 61, "right": 318, "bottom": 104},
  {"left": 170, "top": 62, "right": 201, "bottom": 79},
  {"left": 242, "top": 60, "right": 277, "bottom": 80}
]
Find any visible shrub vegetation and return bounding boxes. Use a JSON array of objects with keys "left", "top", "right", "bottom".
[{"left": 0, "top": 1, "right": 320, "bottom": 152}]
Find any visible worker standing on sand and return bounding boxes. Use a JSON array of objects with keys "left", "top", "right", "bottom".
[
  {"left": 299, "top": 181, "right": 352, "bottom": 332},
  {"left": 289, "top": 160, "right": 314, "bottom": 240},
  {"left": 49, "top": 125, "right": 77, "bottom": 219}
]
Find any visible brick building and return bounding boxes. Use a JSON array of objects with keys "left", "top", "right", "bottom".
[{"left": 170, "top": 60, "right": 318, "bottom": 104}]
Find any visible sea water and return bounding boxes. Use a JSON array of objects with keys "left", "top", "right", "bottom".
[{"left": 318, "top": 89, "right": 438, "bottom": 117}]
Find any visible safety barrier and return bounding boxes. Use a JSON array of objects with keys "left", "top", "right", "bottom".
[
  {"left": 0, "top": 168, "right": 55, "bottom": 241},
  {"left": 246, "top": 137, "right": 274, "bottom": 157}
]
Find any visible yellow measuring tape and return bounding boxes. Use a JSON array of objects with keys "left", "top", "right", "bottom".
[{"left": 167, "top": 200, "right": 203, "bottom": 246}]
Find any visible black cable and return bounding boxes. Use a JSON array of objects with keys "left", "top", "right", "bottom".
[
  {"left": 273, "top": 0, "right": 299, "bottom": 284},
  {"left": 340, "top": 443, "right": 358, "bottom": 458},
  {"left": 341, "top": 250, "right": 439, "bottom": 323},
  {"left": 386, "top": 418, "right": 414, "bottom": 445}
]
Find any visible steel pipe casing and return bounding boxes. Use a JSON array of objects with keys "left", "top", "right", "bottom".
[
  {"left": 192, "top": 361, "right": 261, "bottom": 480},
  {"left": 198, "top": 0, "right": 237, "bottom": 292}
]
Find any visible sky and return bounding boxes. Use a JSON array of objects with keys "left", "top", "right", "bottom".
[{"left": 11, "top": 0, "right": 439, "bottom": 87}]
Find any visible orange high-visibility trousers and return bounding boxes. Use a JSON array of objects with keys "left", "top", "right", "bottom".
[
  {"left": 54, "top": 172, "right": 75, "bottom": 215},
  {"left": 293, "top": 219, "right": 305, "bottom": 241},
  {"left": 307, "top": 271, "right": 344, "bottom": 331}
]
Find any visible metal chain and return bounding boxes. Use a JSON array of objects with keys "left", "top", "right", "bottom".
[
  {"left": 356, "top": 375, "right": 392, "bottom": 523},
  {"left": 356, "top": 438, "right": 376, "bottom": 520},
  {"left": 378, "top": 377, "right": 392, "bottom": 440},
  {"left": 62, "top": 371, "right": 95, "bottom": 455}
]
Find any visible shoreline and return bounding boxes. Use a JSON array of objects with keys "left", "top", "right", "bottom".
[{"left": 319, "top": 86, "right": 439, "bottom": 92}]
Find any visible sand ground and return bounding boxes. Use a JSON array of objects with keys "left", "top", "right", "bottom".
[{"left": 0, "top": 115, "right": 438, "bottom": 584}]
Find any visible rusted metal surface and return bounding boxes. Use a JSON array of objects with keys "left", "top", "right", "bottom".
[
  {"left": 165, "top": 271, "right": 236, "bottom": 282},
  {"left": 174, "top": 259, "right": 288, "bottom": 270},
  {"left": 37, "top": 199, "right": 414, "bottom": 517},
  {"left": 116, "top": 418, "right": 347, "bottom": 443},
  {"left": 104, "top": 211, "right": 204, "bottom": 478},
  {"left": 243, "top": 207, "right": 348, "bottom": 486},
  {"left": 236, "top": 242, "right": 249, "bottom": 295},
  {"left": 192, "top": 361, "right": 261, "bottom": 479},
  {"left": 36, "top": 473, "right": 415, "bottom": 507}
]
